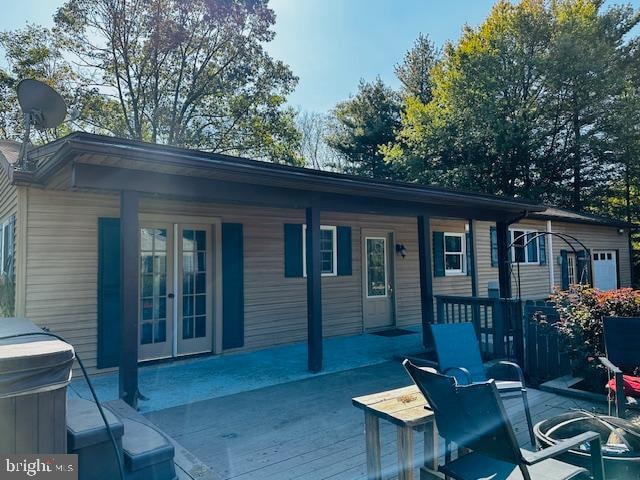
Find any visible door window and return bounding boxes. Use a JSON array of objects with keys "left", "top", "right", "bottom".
[
  {"left": 366, "top": 237, "right": 387, "bottom": 298},
  {"left": 140, "top": 228, "right": 168, "bottom": 345},
  {"left": 182, "top": 229, "right": 208, "bottom": 339}
]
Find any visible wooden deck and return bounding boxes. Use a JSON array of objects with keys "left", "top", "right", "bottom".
[{"left": 145, "top": 361, "right": 614, "bottom": 480}]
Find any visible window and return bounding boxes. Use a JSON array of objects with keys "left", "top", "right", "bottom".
[
  {"left": 444, "top": 232, "right": 465, "bottom": 275},
  {"left": 510, "top": 229, "right": 539, "bottom": 264},
  {"left": 0, "top": 216, "right": 14, "bottom": 276},
  {"left": 302, "top": 225, "right": 337, "bottom": 276},
  {"left": 567, "top": 253, "right": 576, "bottom": 285},
  {"left": 366, "top": 237, "right": 387, "bottom": 297}
]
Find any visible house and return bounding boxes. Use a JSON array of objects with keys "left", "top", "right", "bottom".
[{"left": 0, "top": 133, "right": 633, "bottom": 401}]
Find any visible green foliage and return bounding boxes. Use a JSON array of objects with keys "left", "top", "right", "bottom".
[
  {"left": 385, "top": 0, "right": 640, "bottom": 211},
  {"left": 395, "top": 33, "right": 439, "bottom": 103},
  {"left": 326, "top": 77, "right": 401, "bottom": 178},
  {"left": 551, "top": 285, "right": 640, "bottom": 391},
  {"left": 0, "top": 0, "right": 302, "bottom": 164}
]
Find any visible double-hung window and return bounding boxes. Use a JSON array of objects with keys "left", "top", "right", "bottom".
[
  {"left": 510, "top": 229, "right": 539, "bottom": 264},
  {"left": 0, "top": 217, "right": 14, "bottom": 276},
  {"left": 302, "top": 225, "right": 337, "bottom": 276},
  {"left": 444, "top": 232, "right": 465, "bottom": 275}
]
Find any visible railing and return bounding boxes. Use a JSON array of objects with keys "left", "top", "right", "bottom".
[
  {"left": 434, "top": 295, "right": 523, "bottom": 363},
  {"left": 523, "top": 301, "right": 570, "bottom": 385}
]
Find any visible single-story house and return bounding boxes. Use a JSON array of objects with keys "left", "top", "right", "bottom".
[{"left": 0, "top": 133, "right": 633, "bottom": 402}]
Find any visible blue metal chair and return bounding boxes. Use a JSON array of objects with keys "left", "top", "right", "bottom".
[
  {"left": 430, "top": 322, "right": 536, "bottom": 446},
  {"left": 599, "top": 316, "right": 640, "bottom": 418},
  {"left": 403, "top": 360, "right": 605, "bottom": 480}
]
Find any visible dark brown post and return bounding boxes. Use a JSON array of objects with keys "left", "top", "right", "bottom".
[
  {"left": 306, "top": 207, "right": 322, "bottom": 372},
  {"left": 120, "top": 190, "right": 140, "bottom": 407},
  {"left": 417, "top": 215, "right": 434, "bottom": 349},
  {"left": 496, "top": 221, "right": 512, "bottom": 299}
]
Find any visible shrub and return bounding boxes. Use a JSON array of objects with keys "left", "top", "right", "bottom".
[{"left": 550, "top": 285, "right": 640, "bottom": 391}]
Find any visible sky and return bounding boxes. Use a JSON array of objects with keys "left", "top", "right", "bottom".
[{"left": 2, "top": 0, "right": 640, "bottom": 114}]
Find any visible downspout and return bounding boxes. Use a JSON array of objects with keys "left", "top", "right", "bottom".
[{"left": 547, "top": 220, "right": 555, "bottom": 293}]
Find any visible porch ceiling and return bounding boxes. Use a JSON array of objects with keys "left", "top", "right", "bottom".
[{"left": 19, "top": 132, "right": 545, "bottom": 221}]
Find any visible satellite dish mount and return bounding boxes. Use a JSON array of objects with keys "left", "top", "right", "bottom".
[{"left": 16, "top": 79, "right": 67, "bottom": 171}]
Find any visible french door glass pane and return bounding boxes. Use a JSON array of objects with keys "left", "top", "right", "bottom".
[
  {"left": 367, "top": 238, "right": 386, "bottom": 297},
  {"left": 140, "top": 228, "right": 169, "bottom": 346},
  {"left": 182, "top": 229, "right": 207, "bottom": 339}
]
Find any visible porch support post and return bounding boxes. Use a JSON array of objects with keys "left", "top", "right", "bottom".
[
  {"left": 468, "top": 219, "right": 478, "bottom": 297},
  {"left": 496, "top": 221, "right": 512, "bottom": 299},
  {"left": 119, "top": 190, "right": 140, "bottom": 407},
  {"left": 306, "top": 206, "right": 323, "bottom": 372},
  {"left": 417, "top": 215, "right": 434, "bottom": 349}
]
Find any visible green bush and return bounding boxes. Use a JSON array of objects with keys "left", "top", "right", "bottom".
[{"left": 551, "top": 285, "right": 640, "bottom": 392}]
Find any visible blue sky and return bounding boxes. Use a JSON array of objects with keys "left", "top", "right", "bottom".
[{"left": 3, "top": 0, "right": 640, "bottom": 113}]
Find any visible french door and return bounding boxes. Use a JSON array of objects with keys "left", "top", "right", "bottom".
[{"left": 139, "top": 223, "right": 213, "bottom": 361}]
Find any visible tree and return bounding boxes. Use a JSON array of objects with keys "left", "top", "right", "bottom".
[
  {"left": 296, "top": 111, "right": 340, "bottom": 170},
  {"left": 395, "top": 33, "right": 439, "bottom": 103},
  {"left": 1, "top": 0, "right": 302, "bottom": 164},
  {"left": 386, "top": 0, "right": 639, "bottom": 209},
  {"left": 326, "top": 77, "right": 401, "bottom": 178}
]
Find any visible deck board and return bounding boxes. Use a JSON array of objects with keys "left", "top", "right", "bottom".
[{"left": 145, "top": 361, "right": 625, "bottom": 480}]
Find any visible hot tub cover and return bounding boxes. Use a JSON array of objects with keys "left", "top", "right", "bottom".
[{"left": 0, "top": 317, "right": 75, "bottom": 397}]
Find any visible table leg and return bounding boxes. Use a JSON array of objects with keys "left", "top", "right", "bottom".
[
  {"left": 421, "top": 421, "right": 440, "bottom": 480},
  {"left": 365, "top": 412, "right": 382, "bottom": 480},
  {"left": 397, "top": 425, "right": 414, "bottom": 480}
]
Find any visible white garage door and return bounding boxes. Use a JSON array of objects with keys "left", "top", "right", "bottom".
[{"left": 592, "top": 251, "right": 617, "bottom": 291}]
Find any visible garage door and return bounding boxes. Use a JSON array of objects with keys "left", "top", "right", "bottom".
[{"left": 592, "top": 251, "right": 617, "bottom": 291}]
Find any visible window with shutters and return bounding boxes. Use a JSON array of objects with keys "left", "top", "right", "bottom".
[
  {"left": 302, "top": 225, "right": 337, "bottom": 276},
  {"left": 444, "top": 232, "right": 465, "bottom": 275},
  {"left": 510, "top": 229, "right": 539, "bottom": 264}
]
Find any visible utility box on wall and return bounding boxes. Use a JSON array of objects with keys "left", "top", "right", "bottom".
[{"left": 0, "top": 317, "right": 75, "bottom": 453}]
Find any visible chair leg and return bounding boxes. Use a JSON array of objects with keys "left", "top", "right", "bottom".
[
  {"left": 521, "top": 388, "right": 536, "bottom": 448},
  {"left": 615, "top": 371, "right": 625, "bottom": 418}
]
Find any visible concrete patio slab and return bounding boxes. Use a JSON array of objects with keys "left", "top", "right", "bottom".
[{"left": 70, "top": 326, "right": 423, "bottom": 412}]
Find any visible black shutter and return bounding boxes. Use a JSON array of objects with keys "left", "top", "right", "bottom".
[
  {"left": 539, "top": 234, "right": 547, "bottom": 265},
  {"left": 433, "top": 231, "right": 445, "bottom": 277},
  {"left": 336, "top": 226, "right": 352, "bottom": 276},
  {"left": 284, "top": 224, "right": 304, "bottom": 278},
  {"left": 97, "top": 217, "right": 121, "bottom": 368},
  {"left": 490, "top": 226, "right": 498, "bottom": 267},
  {"left": 222, "top": 223, "right": 244, "bottom": 349},
  {"left": 560, "top": 249, "right": 569, "bottom": 290}
]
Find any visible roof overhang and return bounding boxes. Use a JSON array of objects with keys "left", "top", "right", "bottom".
[{"left": 18, "top": 132, "right": 546, "bottom": 220}]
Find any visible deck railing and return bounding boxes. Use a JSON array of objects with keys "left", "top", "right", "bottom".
[{"left": 434, "top": 295, "right": 523, "bottom": 363}]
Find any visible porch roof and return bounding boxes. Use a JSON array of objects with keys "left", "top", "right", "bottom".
[{"left": 9, "top": 132, "right": 547, "bottom": 220}]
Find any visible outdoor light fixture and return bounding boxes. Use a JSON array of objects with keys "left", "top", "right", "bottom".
[
  {"left": 618, "top": 228, "right": 625, "bottom": 235},
  {"left": 395, "top": 243, "right": 407, "bottom": 258}
]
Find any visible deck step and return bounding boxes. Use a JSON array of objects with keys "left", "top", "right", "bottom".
[
  {"left": 67, "top": 398, "right": 125, "bottom": 480},
  {"left": 120, "top": 418, "right": 176, "bottom": 480}
]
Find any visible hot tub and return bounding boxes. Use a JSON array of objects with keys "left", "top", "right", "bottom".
[{"left": 535, "top": 411, "right": 640, "bottom": 480}]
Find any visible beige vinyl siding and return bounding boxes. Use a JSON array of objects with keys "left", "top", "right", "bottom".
[
  {"left": 549, "top": 221, "right": 631, "bottom": 288},
  {"left": 23, "top": 190, "right": 428, "bottom": 371},
  {"left": 475, "top": 220, "right": 551, "bottom": 300}
]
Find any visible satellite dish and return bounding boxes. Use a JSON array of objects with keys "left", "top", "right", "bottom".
[{"left": 16, "top": 79, "right": 67, "bottom": 170}]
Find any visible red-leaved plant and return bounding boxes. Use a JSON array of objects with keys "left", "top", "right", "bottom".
[{"left": 551, "top": 285, "right": 640, "bottom": 391}]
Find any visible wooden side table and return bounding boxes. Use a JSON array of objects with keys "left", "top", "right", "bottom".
[{"left": 352, "top": 385, "right": 440, "bottom": 480}]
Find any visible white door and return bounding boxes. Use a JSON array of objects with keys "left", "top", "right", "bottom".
[{"left": 592, "top": 251, "right": 617, "bottom": 291}]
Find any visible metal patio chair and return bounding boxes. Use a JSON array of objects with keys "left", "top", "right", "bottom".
[
  {"left": 403, "top": 360, "right": 606, "bottom": 480},
  {"left": 429, "top": 322, "right": 536, "bottom": 446},
  {"left": 599, "top": 316, "right": 640, "bottom": 418}
]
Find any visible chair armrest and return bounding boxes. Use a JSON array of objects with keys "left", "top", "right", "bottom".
[
  {"left": 443, "top": 367, "right": 473, "bottom": 385},
  {"left": 599, "top": 356, "right": 622, "bottom": 374},
  {"left": 486, "top": 361, "right": 525, "bottom": 385},
  {"left": 522, "top": 431, "right": 605, "bottom": 480}
]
